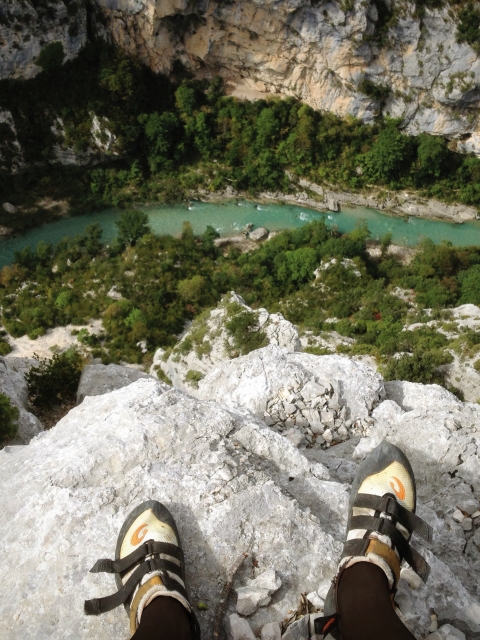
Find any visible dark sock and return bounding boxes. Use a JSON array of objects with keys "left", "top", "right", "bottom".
[
  {"left": 131, "top": 596, "right": 194, "bottom": 640},
  {"left": 337, "top": 562, "right": 416, "bottom": 640}
]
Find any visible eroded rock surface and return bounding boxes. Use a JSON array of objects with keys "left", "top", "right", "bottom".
[
  {"left": 151, "top": 293, "right": 301, "bottom": 393},
  {"left": 92, "top": 0, "right": 480, "bottom": 152},
  {"left": 76, "top": 362, "right": 154, "bottom": 404},
  {"left": 1, "top": 350, "right": 479, "bottom": 639}
]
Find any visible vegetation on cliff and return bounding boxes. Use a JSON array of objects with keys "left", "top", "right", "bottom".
[
  {"left": 2, "top": 217, "right": 480, "bottom": 388},
  {"left": 2, "top": 41, "right": 480, "bottom": 233}
]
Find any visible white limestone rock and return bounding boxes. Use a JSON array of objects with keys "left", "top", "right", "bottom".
[
  {"left": 76, "top": 363, "right": 156, "bottom": 404},
  {"left": 261, "top": 621, "right": 282, "bottom": 640},
  {"left": 1, "top": 346, "right": 480, "bottom": 639},
  {"left": 236, "top": 586, "right": 271, "bottom": 615},
  {"left": 249, "top": 227, "right": 269, "bottom": 241},
  {"left": 247, "top": 569, "right": 282, "bottom": 595},
  {"left": 306, "top": 591, "right": 324, "bottom": 610},
  {"left": 0, "top": 378, "right": 342, "bottom": 639},
  {"left": 282, "top": 615, "right": 309, "bottom": 640},
  {"left": 227, "top": 614, "right": 256, "bottom": 640},
  {"left": 0, "top": 356, "right": 43, "bottom": 445},
  {"left": 198, "top": 345, "right": 385, "bottom": 421},
  {"left": 426, "top": 624, "right": 466, "bottom": 640},
  {"left": 154, "top": 293, "right": 301, "bottom": 393}
]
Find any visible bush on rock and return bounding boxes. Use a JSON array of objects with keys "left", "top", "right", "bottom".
[{"left": 0, "top": 392, "right": 19, "bottom": 444}]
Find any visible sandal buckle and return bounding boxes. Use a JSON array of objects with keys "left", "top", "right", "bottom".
[
  {"left": 146, "top": 540, "right": 155, "bottom": 556},
  {"left": 384, "top": 495, "right": 400, "bottom": 519}
]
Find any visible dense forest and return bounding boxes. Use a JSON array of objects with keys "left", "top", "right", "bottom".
[
  {"left": 2, "top": 214, "right": 480, "bottom": 394},
  {"left": 2, "top": 41, "right": 480, "bottom": 235}
]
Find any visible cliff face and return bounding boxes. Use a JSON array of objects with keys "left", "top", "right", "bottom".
[
  {"left": 0, "top": 0, "right": 87, "bottom": 79},
  {"left": 92, "top": 0, "right": 480, "bottom": 152},
  {"left": 2, "top": 0, "right": 480, "bottom": 155}
]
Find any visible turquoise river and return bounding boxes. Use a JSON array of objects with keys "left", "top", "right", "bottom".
[{"left": 2, "top": 199, "right": 480, "bottom": 268}]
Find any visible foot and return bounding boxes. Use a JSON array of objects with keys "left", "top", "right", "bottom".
[
  {"left": 315, "top": 441, "right": 433, "bottom": 638},
  {"left": 85, "top": 500, "right": 200, "bottom": 638}
]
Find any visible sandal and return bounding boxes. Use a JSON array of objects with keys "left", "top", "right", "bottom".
[
  {"left": 84, "top": 500, "right": 201, "bottom": 639},
  {"left": 314, "top": 441, "right": 433, "bottom": 639}
]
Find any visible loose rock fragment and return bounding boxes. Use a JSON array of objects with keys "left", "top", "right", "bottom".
[
  {"left": 400, "top": 567, "right": 422, "bottom": 590},
  {"left": 247, "top": 568, "right": 282, "bottom": 595},
  {"left": 261, "top": 621, "right": 281, "bottom": 640},
  {"left": 226, "top": 613, "right": 256, "bottom": 640},
  {"left": 426, "top": 623, "right": 466, "bottom": 640},
  {"left": 461, "top": 518, "right": 472, "bottom": 531},
  {"left": 317, "top": 578, "right": 332, "bottom": 600},
  {"left": 322, "top": 429, "right": 333, "bottom": 443},
  {"left": 281, "top": 615, "right": 309, "bottom": 640},
  {"left": 236, "top": 586, "right": 271, "bottom": 615},
  {"left": 306, "top": 591, "right": 324, "bottom": 610}
]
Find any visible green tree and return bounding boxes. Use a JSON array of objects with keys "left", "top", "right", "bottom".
[
  {"left": 35, "top": 42, "right": 65, "bottom": 71},
  {"left": 0, "top": 393, "right": 19, "bottom": 444},
  {"left": 363, "top": 124, "right": 414, "bottom": 184},
  {"left": 459, "top": 264, "right": 480, "bottom": 304},
  {"left": 116, "top": 209, "right": 150, "bottom": 247},
  {"left": 178, "top": 275, "right": 207, "bottom": 304},
  {"left": 55, "top": 291, "right": 72, "bottom": 309},
  {"left": 416, "top": 134, "right": 448, "bottom": 181},
  {"left": 139, "top": 112, "right": 183, "bottom": 171},
  {"left": 84, "top": 223, "right": 103, "bottom": 256},
  {"left": 175, "top": 85, "right": 198, "bottom": 118},
  {"left": 277, "top": 247, "right": 317, "bottom": 284}
]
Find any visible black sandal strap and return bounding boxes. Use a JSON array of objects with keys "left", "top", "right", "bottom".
[
  {"left": 314, "top": 613, "right": 339, "bottom": 637},
  {"left": 84, "top": 558, "right": 189, "bottom": 615},
  {"left": 89, "top": 541, "right": 184, "bottom": 574},
  {"left": 349, "top": 515, "right": 430, "bottom": 580},
  {"left": 353, "top": 493, "right": 433, "bottom": 542}
]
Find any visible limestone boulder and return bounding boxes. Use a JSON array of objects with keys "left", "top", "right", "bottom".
[
  {"left": 198, "top": 345, "right": 385, "bottom": 421},
  {"left": 249, "top": 227, "right": 269, "bottom": 242},
  {"left": 1, "top": 349, "right": 480, "bottom": 639},
  {"left": 152, "top": 293, "right": 301, "bottom": 393},
  {"left": 76, "top": 363, "right": 156, "bottom": 404},
  {"left": 0, "top": 378, "right": 339, "bottom": 639}
]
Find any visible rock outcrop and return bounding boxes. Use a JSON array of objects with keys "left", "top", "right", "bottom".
[
  {"left": 1, "top": 347, "right": 479, "bottom": 639},
  {"left": 76, "top": 362, "right": 153, "bottom": 404},
  {"left": 0, "top": 1, "right": 87, "bottom": 80},
  {"left": 151, "top": 293, "right": 301, "bottom": 392},
  {"left": 0, "top": 356, "right": 43, "bottom": 444},
  {"left": 3, "top": 2, "right": 480, "bottom": 152},
  {"left": 92, "top": 0, "right": 480, "bottom": 152}
]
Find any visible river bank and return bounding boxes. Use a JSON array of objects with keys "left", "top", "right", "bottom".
[
  {"left": 1, "top": 171, "right": 478, "bottom": 246},
  {"left": 196, "top": 177, "right": 479, "bottom": 224}
]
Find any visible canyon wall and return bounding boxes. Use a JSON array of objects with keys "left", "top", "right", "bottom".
[
  {"left": 2, "top": 0, "right": 480, "bottom": 151},
  {"left": 92, "top": 0, "right": 480, "bottom": 152}
]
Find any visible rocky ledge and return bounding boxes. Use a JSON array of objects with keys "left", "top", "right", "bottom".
[{"left": 1, "top": 346, "right": 479, "bottom": 639}]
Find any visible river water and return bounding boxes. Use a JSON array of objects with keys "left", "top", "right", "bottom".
[{"left": 1, "top": 199, "right": 480, "bottom": 268}]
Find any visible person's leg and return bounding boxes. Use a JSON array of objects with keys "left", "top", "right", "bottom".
[
  {"left": 337, "top": 563, "right": 415, "bottom": 640},
  {"left": 316, "top": 441, "right": 433, "bottom": 640},
  {"left": 84, "top": 501, "right": 200, "bottom": 640},
  {"left": 132, "top": 596, "right": 194, "bottom": 640}
]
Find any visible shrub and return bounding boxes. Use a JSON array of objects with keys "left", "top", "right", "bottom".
[
  {"left": 0, "top": 338, "right": 12, "bottom": 356},
  {"left": 382, "top": 350, "right": 450, "bottom": 385},
  {"left": 225, "top": 305, "right": 268, "bottom": 357},
  {"left": 116, "top": 209, "right": 150, "bottom": 247},
  {"left": 185, "top": 369, "right": 204, "bottom": 387},
  {"left": 26, "top": 348, "right": 84, "bottom": 408},
  {"left": 35, "top": 42, "right": 65, "bottom": 71},
  {"left": 358, "top": 78, "right": 391, "bottom": 102},
  {"left": 0, "top": 393, "right": 19, "bottom": 444}
]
